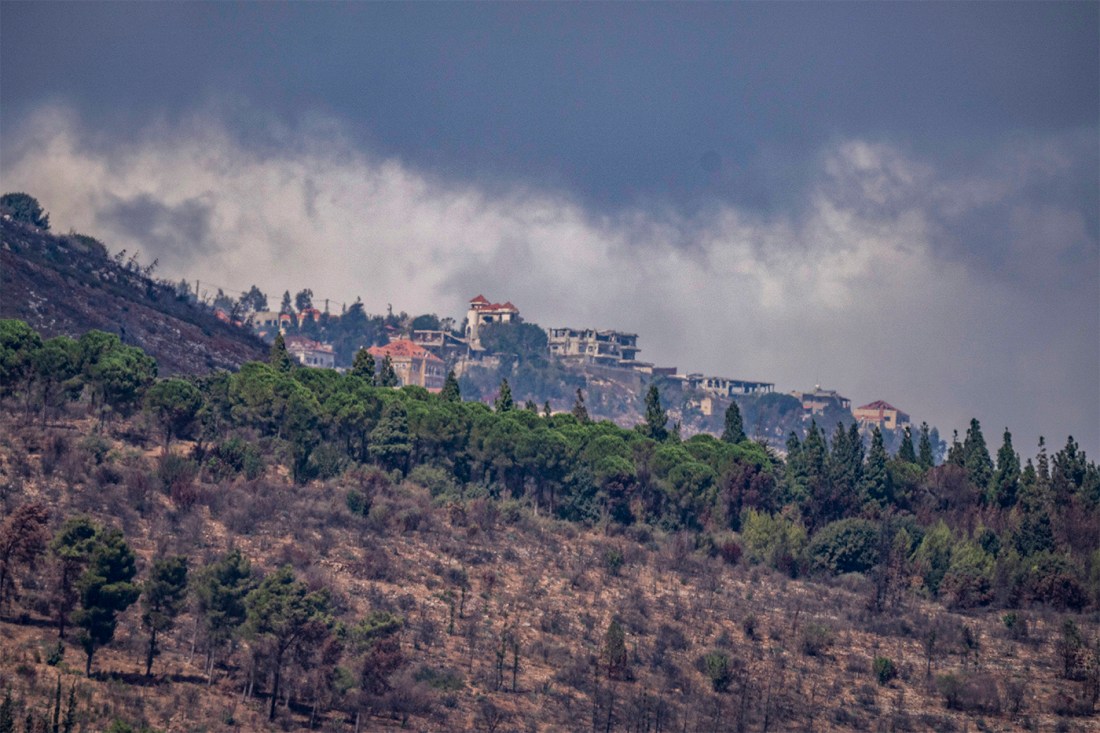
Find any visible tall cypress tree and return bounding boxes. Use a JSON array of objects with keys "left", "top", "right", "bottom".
[
  {"left": 370, "top": 400, "right": 412, "bottom": 474},
  {"left": 643, "top": 384, "right": 668, "bottom": 442},
  {"left": 991, "top": 428, "right": 1021, "bottom": 507},
  {"left": 918, "top": 422, "right": 935, "bottom": 469},
  {"left": 269, "top": 333, "right": 293, "bottom": 373},
  {"left": 377, "top": 356, "right": 399, "bottom": 387},
  {"left": 861, "top": 427, "right": 893, "bottom": 508},
  {"left": 571, "top": 388, "right": 589, "bottom": 423},
  {"left": 898, "top": 425, "right": 916, "bottom": 463},
  {"left": 494, "top": 379, "right": 514, "bottom": 412},
  {"left": 441, "top": 370, "right": 461, "bottom": 402},
  {"left": 350, "top": 348, "right": 375, "bottom": 382},
  {"left": 721, "top": 401, "right": 746, "bottom": 444},
  {"left": 962, "top": 418, "right": 993, "bottom": 490}
]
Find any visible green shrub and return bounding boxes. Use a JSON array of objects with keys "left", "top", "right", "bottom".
[
  {"left": 701, "top": 650, "right": 734, "bottom": 692},
  {"left": 808, "top": 518, "right": 880, "bottom": 575},
  {"left": 872, "top": 656, "right": 897, "bottom": 685}
]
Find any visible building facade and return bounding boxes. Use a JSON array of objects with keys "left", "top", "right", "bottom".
[
  {"left": 368, "top": 339, "right": 447, "bottom": 391},
  {"left": 547, "top": 327, "right": 641, "bottom": 367},
  {"left": 853, "top": 400, "right": 910, "bottom": 431},
  {"left": 465, "top": 295, "right": 519, "bottom": 350},
  {"left": 284, "top": 335, "right": 336, "bottom": 369}
]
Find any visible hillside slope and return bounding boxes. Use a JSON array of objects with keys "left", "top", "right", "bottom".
[{"left": 0, "top": 217, "right": 265, "bottom": 374}]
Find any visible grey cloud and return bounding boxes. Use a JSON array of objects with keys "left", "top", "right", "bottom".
[{"left": 1, "top": 106, "right": 1095, "bottom": 454}]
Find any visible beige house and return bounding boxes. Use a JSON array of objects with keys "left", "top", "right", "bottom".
[
  {"left": 547, "top": 327, "right": 640, "bottom": 366},
  {"left": 284, "top": 335, "right": 335, "bottom": 369},
  {"left": 853, "top": 400, "right": 910, "bottom": 431},
  {"left": 368, "top": 339, "right": 446, "bottom": 391}
]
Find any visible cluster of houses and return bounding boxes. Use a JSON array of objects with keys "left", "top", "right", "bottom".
[{"left": 245, "top": 293, "right": 911, "bottom": 433}]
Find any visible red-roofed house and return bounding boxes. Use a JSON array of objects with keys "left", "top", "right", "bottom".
[
  {"left": 465, "top": 295, "right": 520, "bottom": 350},
  {"left": 368, "top": 339, "right": 446, "bottom": 391},
  {"left": 853, "top": 400, "right": 910, "bottom": 431}
]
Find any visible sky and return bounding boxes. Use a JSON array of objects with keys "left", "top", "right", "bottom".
[{"left": 2, "top": 2, "right": 1098, "bottom": 454}]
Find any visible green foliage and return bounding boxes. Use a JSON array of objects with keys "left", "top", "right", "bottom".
[
  {"left": 494, "top": 378, "right": 514, "bottom": 412},
  {"left": 913, "top": 520, "right": 954, "bottom": 597},
  {"left": 939, "top": 541, "right": 993, "bottom": 608},
  {"left": 604, "top": 619, "right": 628, "bottom": 679},
  {"left": 370, "top": 399, "right": 412, "bottom": 475},
  {"left": 269, "top": 332, "right": 293, "bottom": 372},
  {"left": 245, "top": 565, "right": 331, "bottom": 719},
  {"left": 141, "top": 556, "right": 188, "bottom": 675},
  {"left": 962, "top": 418, "right": 993, "bottom": 491},
  {"left": 873, "top": 656, "right": 897, "bottom": 685},
  {"left": 477, "top": 321, "right": 548, "bottom": 364},
  {"left": 702, "top": 650, "right": 734, "bottom": 692},
  {"left": 0, "top": 319, "right": 42, "bottom": 396},
  {"left": 73, "top": 527, "right": 141, "bottom": 675},
  {"left": 194, "top": 549, "right": 253, "bottom": 653},
  {"left": 643, "top": 384, "right": 668, "bottom": 442},
  {"left": 740, "top": 509, "right": 807, "bottom": 576},
  {"left": 807, "top": 518, "right": 880, "bottom": 575},
  {"left": 441, "top": 369, "right": 461, "bottom": 402},
  {"left": 0, "top": 192, "right": 50, "bottom": 229},
  {"left": 721, "top": 400, "right": 745, "bottom": 444},
  {"left": 918, "top": 422, "right": 935, "bottom": 469},
  {"left": 991, "top": 428, "right": 1021, "bottom": 507},
  {"left": 350, "top": 348, "right": 376, "bottom": 381},
  {"left": 144, "top": 378, "right": 202, "bottom": 452}
]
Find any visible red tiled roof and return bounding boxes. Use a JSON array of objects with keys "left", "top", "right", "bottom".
[
  {"left": 856, "top": 400, "right": 897, "bottom": 412},
  {"left": 469, "top": 294, "right": 489, "bottom": 305},
  {"left": 367, "top": 339, "right": 443, "bottom": 362}
]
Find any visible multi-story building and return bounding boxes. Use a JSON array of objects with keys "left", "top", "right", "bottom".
[
  {"left": 284, "top": 335, "right": 336, "bottom": 369},
  {"left": 795, "top": 386, "right": 852, "bottom": 416},
  {"left": 853, "top": 400, "right": 910, "bottom": 431},
  {"left": 675, "top": 373, "right": 774, "bottom": 397},
  {"left": 465, "top": 295, "right": 520, "bottom": 350},
  {"left": 547, "top": 327, "right": 641, "bottom": 367},
  {"left": 368, "top": 339, "right": 447, "bottom": 391}
]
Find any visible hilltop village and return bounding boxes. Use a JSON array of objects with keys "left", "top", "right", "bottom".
[{"left": 232, "top": 292, "right": 918, "bottom": 451}]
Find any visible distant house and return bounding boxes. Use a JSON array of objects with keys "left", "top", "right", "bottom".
[
  {"left": 853, "top": 400, "right": 910, "bottom": 431},
  {"left": 296, "top": 307, "right": 323, "bottom": 328},
  {"left": 284, "top": 335, "right": 335, "bottom": 369},
  {"left": 368, "top": 339, "right": 446, "bottom": 391},
  {"left": 411, "top": 329, "right": 469, "bottom": 363},
  {"left": 795, "top": 387, "right": 851, "bottom": 416},
  {"left": 547, "top": 327, "right": 641, "bottom": 367},
  {"left": 673, "top": 373, "right": 774, "bottom": 397},
  {"left": 465, "top": 295, "right": 519, "bottom": 350}
]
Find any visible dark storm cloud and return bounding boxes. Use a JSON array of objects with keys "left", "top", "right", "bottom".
[
  {"left": 2, "top": 2, "right": 1095, "bottom": 211},
  {"left": 100, "top": 194, "right": 218, "bottom": 269}
]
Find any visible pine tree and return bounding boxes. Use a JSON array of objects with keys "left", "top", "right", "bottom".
[
  {"left": 370, "top": 400, "right": 412, "bottom": 474},
  {"left": 279, "top": 290, "right": 294, "bottom": 315},
  {"left": 441, "top": 370, "right": 461, "bottom": 402},
  {"left": 991, "top": 428, "right": 1021, "bottom": 508},
  {"left": 918, "top": 422, "right": 935, "bottom": 469},
  {"left": 350, "top": 348, "right": 375, "bottom": 382},
  {"left": 861, "top": 427, "right": 893, "bottom": 508},
  {"left": 194, "top": 549, "right": 253, "bottom": 680},
  {"left": 377, "top": 356, "right": 399, "bottom": 387},
  {"left": 524, "top": 399, "right": 539, "bottom": 413},
  {"left": 643, "top": 384, "right": 668, "bottom": 442},
  {"left": 494, "top": 379, "right": 514, "bottom": 412},
  {"left": 244, "top": 566, "right": 331, "bottom": 721},
  {"left": 73, "top": 528, "right": 141, "bottom": 676},
  {"left": 141, "top": 556, "right": 189, "bottom": 676},
  {"left": 269, "top": 333, "right": 293, "bottom": 372},
  {"left": 1036, "top": 436, "right": 1050, "bottom": 486},
  {"left": 543, "top": 400, "right": 552, "bottom": 418},
  {"left": 571, "top": 388, "right": 589, "bottom": 423},
  {"left": 721, "top": 401, "right": 745, "bottom": 444},
  {"left": 962, "top": 418, "right": 993, "bottom": 491},
  {"left": 946, "top": 430, "right": 964, "bottom": 466},
  {"left": 898, "top": 426, "right": 916, "bottom": 463}
]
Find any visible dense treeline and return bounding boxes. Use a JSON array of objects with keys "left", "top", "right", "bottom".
[
  {"left": 2, "top": 318, "right": 1100, "bottom": 729},
  {"left": 2, "top": 318, "right": 1098, "bottom": 616}
]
